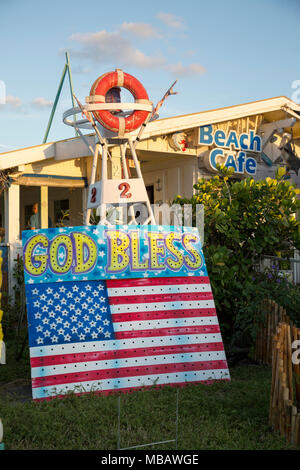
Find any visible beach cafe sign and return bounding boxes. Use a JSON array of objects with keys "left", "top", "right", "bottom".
[{"left": 199, "top": 125, "right": 262, "bottom": 175}]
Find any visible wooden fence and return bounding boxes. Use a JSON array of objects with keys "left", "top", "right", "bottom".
[
  {"left": 252, "top": 298, "right": 300, "bottom": 445},
  {"left": 269, "top": 322, "right": 300, "bottom": 445},
  {"left": 253, "top": 299, "right": 291, "bottom": 365}
]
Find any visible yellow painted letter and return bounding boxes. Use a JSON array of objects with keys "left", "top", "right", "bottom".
[
  {"left": 24, "top": 234, "right": 49, "bottom": 276},
  {"left": 147, "top": 232, "right": 165, "bottom": 270},
  {"left": 165, "top": 232, "right": 184, "bottom": 271},
  {"left": 106, "top": 230, "right": 130, "bottom": 273},
  {"left": 49, "top": 235, "right": 73, "bottom": 274},
  {"left": 73, "top": 232, "right": 97, "bottom": 273},
  {"left": 130, "top": 231, "right": 149, "bottom": 271},
  {"left": 183, "top": 233, "right": 203, "bottom": 270}
]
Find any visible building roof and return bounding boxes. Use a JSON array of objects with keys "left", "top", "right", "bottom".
[{"left": 1, "top": 95, "right": 300, "bottom": 171}]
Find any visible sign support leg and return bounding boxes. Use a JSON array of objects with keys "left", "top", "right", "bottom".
[{"left": 117, "top": 388, "right": 180, "bottom": 450}]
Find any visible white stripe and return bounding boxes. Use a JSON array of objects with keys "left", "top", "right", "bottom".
[
  {"left": 29, "top": 333, "right": 224, "bottom": 358},
  {"left": 113, "top": 315, "right": 219, "bottom": 332},
  {"left": 117, "top": 69, "right": 124, "bottom": 87},
  {"left": 136, "top": 99, "right": 151, "bottom": 105},
  {"left": 107, "top": 283, "right": 212, "bottom": 297},
  {"left": 118, "top": 117, "right": 125, "bottom": 137},
  {"left": 110, "top": 299, "right": 215, "bottom": 314},
  {"left": 86, "top": 95, "right": 105, "bottom": 103},
  {"left": 31, "top": 350, "right": 227, "bottom": 378},
  {"left": 32, "top": 368, "right": 230, "bottom": 399}
]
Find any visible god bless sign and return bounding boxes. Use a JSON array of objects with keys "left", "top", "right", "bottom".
[{"left": 22, "top": 225, "right": 230, "bottom": 400}]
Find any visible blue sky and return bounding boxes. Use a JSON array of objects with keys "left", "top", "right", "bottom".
[{"left": 0, "top": 0, "right": 299, "bottom": 151}]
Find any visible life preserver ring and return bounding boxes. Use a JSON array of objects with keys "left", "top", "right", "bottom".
[{"left": 88, "top": 70, "right": 151, "bottom": 135}]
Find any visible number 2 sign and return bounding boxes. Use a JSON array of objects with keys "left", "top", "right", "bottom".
[
  {"left": 87, "top": 178, "right": 150, "bottom": 209},
  {"left": 118, "top": 182, "right": 132, "bottom": 198}
]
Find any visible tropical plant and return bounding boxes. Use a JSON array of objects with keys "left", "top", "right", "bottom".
[{"left": 173, "top": 165, "right": 300, "bottom": 350}]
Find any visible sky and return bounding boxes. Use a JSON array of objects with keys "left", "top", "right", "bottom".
[{"left": 0, "top": 0, "right": 300, "bottom": 151}]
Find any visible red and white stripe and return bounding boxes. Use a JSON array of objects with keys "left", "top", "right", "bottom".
[{"left": 30, "top": 277, "right": 230, "bottom": 400}]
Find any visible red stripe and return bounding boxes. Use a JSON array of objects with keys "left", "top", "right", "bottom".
[
  {"left": 106, "top": 276, "right": 210, "bottom": 288},
  {"left": 30, "top": 341, "right": 224, "bottom": 367},
  {"left": 32, "top": 359, "right": 228, "bottom": 388},
  {"left": 109, "top": 291, "right": 213, "bottom": 305},
  {"left": 115, "top": 324, "right": 220, "bottom": 339},
  {"left": 111, "top": 307, "right": 216, "bottom": 323}
]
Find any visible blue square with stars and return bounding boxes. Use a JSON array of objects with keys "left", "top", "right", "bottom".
[{"left": 25, "top": 280, "right": 115, "bottom": 347}]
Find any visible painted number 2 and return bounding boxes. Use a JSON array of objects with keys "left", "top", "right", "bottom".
[
  {"left": 118, "top": 182, "right": 132, "bottom": 198},
  {"left": 90, "top": 187, "right": 97, "bottom": 203}
]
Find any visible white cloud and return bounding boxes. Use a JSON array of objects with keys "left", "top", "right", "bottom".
[
  {"left": 120, "top": 22, "right": 161, "bottom": 38},
  {"left": 31, "top": 97, "right": 53, "bottom": 108},
  {"left": 5, "top": 95, "right": 22, "bottom": 107},
  {"left": 68, "top": 30, "right": 166, "bottom": 69},
  {"left": 0, "top": 95, "right": 54, "bottom": 115},
  {"left": 0, "top": 95, "right": 23, "bottom": 112},
  {"left": 156, "top": 12, "right": 185, "bottom": 30},
  {"left": 66, "top": 25, "right": 206, "bottom": 79},
  {"left": 167, "top": 62, "right": 206, "bottom": 77}
]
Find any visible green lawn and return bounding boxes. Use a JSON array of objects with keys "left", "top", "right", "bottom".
[{"left": 0, "top": 338, "right": 299, "bottom": 451}]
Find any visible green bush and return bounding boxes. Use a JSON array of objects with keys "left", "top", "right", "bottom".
[{"left": 174, "top": 165, "right": 300, "bottom": 352}]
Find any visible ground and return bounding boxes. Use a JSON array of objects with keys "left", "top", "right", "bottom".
[{"left": 0, "top": 340, "right": 299, "bottom": 450}]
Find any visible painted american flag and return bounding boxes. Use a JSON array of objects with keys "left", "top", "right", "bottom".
[{"left": 25, "top": 275, "right": 230, "bottom": 400}]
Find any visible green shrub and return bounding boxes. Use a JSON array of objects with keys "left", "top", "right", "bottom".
[{"left": 174, "top": 165, "right": 300, "bottom": 352}]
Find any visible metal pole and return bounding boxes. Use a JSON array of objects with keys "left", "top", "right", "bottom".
[
  {"left": 116, "top": 387, "right": 180, "bottom": 450},
  {"left": 117, "top": 396, "right": 121, "bottom": 450},
  {"left": 175, "top": 388, "right": 179, "bottom": 450},
  {"left": 120, "top": 143, "right": 136, "bottom": 225},
  {"left": 43, "top": 63, "right": 67, "bottom": 143},
  {"left": 65, "top": 51, "right": 78, "bottom": 137},
  {"left": 84, "top": 143, "right": 100, "bottom": 225},
  {"left": 99, "top": 144, "right": 108, "bottom": 224},
  {"left": 128, "top": 137, "right": 156, "bottom": 225}
]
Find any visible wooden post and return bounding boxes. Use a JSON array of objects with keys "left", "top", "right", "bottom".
[
  {"left": 40, "top": 186, "right": 48, "bottom": 229},
  {"left": 296, "top": 415, "right": 300, "bottom": 444},
  {"left": 286, "top": 324, "right": 293, "bottom": 405},
  {"left": 292, "top": 327, "right": 300, "bottom": 409},
  {"left": 4, "top": 184, "right": 20, "bottom": 297}
]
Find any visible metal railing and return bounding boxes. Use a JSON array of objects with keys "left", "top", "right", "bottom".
[{"left": 259, "top": 251, "right": 300, "bottom": 285}]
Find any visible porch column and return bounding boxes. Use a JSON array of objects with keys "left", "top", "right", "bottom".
[
  {"left": 4, "top": 184, "right": 20, "bottom": 244},
  {"left": 4, "top": 184, "right": 20, "bottom": 297},
  {"left": 82, "top": 187, "right": 88, "bottom": 224},
  {"left": 40, "top": 186, "right": 48, "bottom": 228}
]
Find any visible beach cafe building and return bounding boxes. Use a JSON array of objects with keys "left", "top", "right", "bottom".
[{"left": 0, "top": 95, "right": 300, "bottom": 292}]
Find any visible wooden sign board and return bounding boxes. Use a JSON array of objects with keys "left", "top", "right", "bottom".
[{"left": 22, "top": 225, "right": 230, "bottom": 400}]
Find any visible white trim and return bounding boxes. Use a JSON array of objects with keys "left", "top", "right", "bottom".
[{"left": 1, "top": 96, "right": 299, "bottom": 170}]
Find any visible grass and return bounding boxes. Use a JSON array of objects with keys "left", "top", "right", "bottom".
[{"left": 0, "top": 337, "right": 299, "bottom": 451}]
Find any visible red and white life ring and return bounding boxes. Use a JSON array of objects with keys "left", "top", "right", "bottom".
[{"left": 88, "top": 70, "right": 151, "bottom": 135}]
